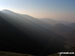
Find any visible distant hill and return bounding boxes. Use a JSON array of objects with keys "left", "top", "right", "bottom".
[{"left": 40, "top": 18, "right": 75, "bottom": 51}]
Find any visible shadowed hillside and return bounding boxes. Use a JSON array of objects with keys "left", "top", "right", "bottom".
[{"left": 0, "top": 10, "right": 75, "bottom": 56}]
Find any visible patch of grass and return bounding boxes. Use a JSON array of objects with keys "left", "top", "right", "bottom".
[{"left": 0, "top": 51, "right": 32, "bottom": 56}]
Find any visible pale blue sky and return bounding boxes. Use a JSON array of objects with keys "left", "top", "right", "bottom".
[{"left": 0, "top": 0, "right": 75, "bottom": 21}]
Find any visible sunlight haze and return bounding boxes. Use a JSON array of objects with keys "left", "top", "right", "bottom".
[{"left": 0, "top": 0, "right": 75, "bottom": 22}]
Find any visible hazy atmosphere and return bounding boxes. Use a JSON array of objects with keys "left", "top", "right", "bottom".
[
  {"left": 0, "top": 0, "right": 75, "bottom": 56},
  {"left": 0, "top": 0, "right": 75, "bottom": 22}
]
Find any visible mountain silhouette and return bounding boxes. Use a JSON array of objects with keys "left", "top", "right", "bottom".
[{"left": 0, "top": 10, "right": 75, "bottom": 55}]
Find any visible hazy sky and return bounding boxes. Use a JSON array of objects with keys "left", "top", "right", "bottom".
[{"left": 0, "top": 0, "right": 75, "bottom": 21}]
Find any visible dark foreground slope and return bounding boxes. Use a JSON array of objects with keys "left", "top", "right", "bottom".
[{"left": 0, "top": 10, "right": 65, "bottom": 56}]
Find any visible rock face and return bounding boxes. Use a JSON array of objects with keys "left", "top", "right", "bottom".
[{"left": 0, "top": 10, "right": 68, "bottom": 56}]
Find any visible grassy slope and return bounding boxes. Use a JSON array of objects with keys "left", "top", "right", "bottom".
[
  {"left": 0, "top": 51, "right": 32, "bottom": 56},
  {"left": 0, "top": 51, "right": 60, "bottom": 56},
  {"left": 0, "top": 51, "right": 59, "bottom": 56}
]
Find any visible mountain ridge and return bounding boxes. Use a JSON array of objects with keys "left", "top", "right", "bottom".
[{"left": 0, "top": 9, "right": 75, "bottom": 56}]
